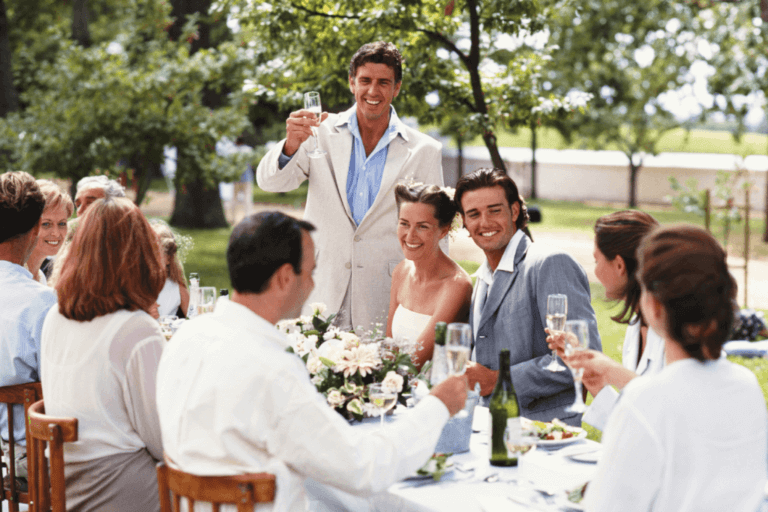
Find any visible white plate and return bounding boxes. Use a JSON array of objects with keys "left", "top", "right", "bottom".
[
  {"left": 569, "top": 450, "right": 600, "bottom": 463},
  {"left": 535, "top": 428, "right": 588, "bottom": 448}
]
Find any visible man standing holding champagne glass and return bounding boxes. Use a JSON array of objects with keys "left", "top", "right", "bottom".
[
  {"left": 257, "top": 41, "right": 444, "bottom": 331},
  {"left": 456, "top": 168, "right": 602, "bottom": 426}
]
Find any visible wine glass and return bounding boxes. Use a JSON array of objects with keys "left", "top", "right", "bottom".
[
  {"left": 368, "top": 383, "right": 397, "bottom": 431},
  {"left": 445, "top": 323, "right": 472, "bottom": 376},
  {"left": 199, "top": 287, "right": 217, "bottom": 314},
  {"left": 564, "top": 319, "right": 589, "bottom": 413},
  {"left": 544, "top": 294, "right": 568, "bottom": 372},
  {"left": 303, "top": 91, "right": 326, "bottom": 158}
]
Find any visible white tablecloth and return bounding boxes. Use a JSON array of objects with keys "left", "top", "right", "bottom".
[{"left": 306, "top": 406, "right": 600, "bottom": 511}]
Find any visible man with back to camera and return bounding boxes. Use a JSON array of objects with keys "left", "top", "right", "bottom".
[
  {"left": 0, "top": 171, "right": 57, "bottom": 486},
  {"left": 257, "top": 41, "right": 444, "bottom": 331},
  {"left": 456, "top": 168, "right": 602, "bottom": 426},
  {"left": 156, "top": 211, "right": 467, "bottom": 511}
]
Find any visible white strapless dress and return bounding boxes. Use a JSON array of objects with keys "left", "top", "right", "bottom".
[{"left": 391, "top": 304, "right": 432, "bottom": 344}]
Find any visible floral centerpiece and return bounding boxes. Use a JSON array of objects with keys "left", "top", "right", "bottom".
[{"left": 278, "top": 303, "right": 425, "bottom": 421}]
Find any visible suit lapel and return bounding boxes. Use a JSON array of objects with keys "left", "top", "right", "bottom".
[
  {"left": 477, "top": 236, "right": 531, "bottom": 333},
  {"left": 359, "top": 136, "right": 410, "bottom": 228},
  {"left": 328, "top": 128, "right": 354, "bottom": 222}
]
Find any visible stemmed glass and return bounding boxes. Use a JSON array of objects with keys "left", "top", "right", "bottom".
[
  {"left": 445, "top": 323, "right": 472, "bottom": 376},
  {"left": 545, "top": 294, "right": 568, "bottom": 372},
  {"left": 303, "top": 91, "right": 326, "bottom": 158},
  {"left": 564, "top": 319, "right": 589, "bottom": 413},
  {"left": 368, "top": 383, "right": 397, "bottom": 431}
]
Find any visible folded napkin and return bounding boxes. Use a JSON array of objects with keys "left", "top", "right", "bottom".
[{"left": 723, "top": 340, "right": 768, "bottom": 358}]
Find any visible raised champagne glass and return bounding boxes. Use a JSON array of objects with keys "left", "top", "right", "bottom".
[
  {"left": 545, "top": 294, "right": 568, "bottom": 372},
  {"left": 564, "top": 319, "right": 589, "bottom": 413},
  {"left": 445, "top": 323, "right": 472, "bottom": 376},
  {"left": 303, "top": 91, "right": 326, "bottom": 158}
]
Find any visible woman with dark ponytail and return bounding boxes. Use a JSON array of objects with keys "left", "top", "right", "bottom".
[{"left": 583, "top": 224, "right": 767, "bottom": 512}]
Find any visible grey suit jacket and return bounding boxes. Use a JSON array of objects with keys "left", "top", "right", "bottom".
[
  {"left": 471, "top": 235, "right": 602, "bottom": 426},
  {"left": 256, "top": 106, "right": 444, "bottom": 330}
]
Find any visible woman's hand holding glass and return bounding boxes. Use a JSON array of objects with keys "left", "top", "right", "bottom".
[{"left": 563, "top": 320, "right": 589, "bottom": 413}]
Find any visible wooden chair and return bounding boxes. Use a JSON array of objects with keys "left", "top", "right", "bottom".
[
  {"left": 27, "top": 399, "right": 78, "bottom": 512},
  {"left": 0, "top": 382, "right": 43, "bottom": 512},
  {"left": 156, "top": 462, "right": 276, "bottom": 512}
]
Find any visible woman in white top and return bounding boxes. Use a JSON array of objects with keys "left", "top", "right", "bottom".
[
  {"left": 40, "top": 197, "right": 166, "bottom": 512},
  {"left": 548, "top": 210, "right": 664, "bottom": 431},
  {"left": 386, "top": 183, "right": 472, "bottom": 368},
  {"left": 25, "top": 180, "right": 73, "bottom": 285},
  {"left": 150, "top": 220, "right": 190, "bottom": 317},
  {"left": 583, "top": 224, "right": 767, "bottom": 512}
]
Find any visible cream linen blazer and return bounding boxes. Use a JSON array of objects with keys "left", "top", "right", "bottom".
[{"left": 256, "top": 108, "right": 444, "bottom": 330}]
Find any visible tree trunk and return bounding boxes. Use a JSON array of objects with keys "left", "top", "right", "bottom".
[
  {"left": 167, "top": 0, "right": 228, "bottom": 228},
  {"left": 457, "top": 136, "right": 464, "bottom": 182},
  {"left": 72, "top": 0, "right": 90, "bottom": 47},
  {"left": 628, "top": 162, "right": 641, "bottom": 208},
  {"left": 0, "top": 0, "right": 19, "bottom": 116},
  {"left": 530, "top": 122, "right": 538, "bottom": 199},
  {"left": 482, "top": 131, "right": 506, "bottom": 172}
]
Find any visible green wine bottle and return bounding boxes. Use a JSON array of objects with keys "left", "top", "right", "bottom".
[{"left": 489, "top": 349, "right": 520, "bottom": 467}]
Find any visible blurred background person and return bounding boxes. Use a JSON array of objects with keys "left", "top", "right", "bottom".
[
  {"left": 548, "top": 210, "right": 663, "bottom": 431},
  {"left": 150, "top": 220, "right": 190, "bottom": 318},
  {"left": 41, "top": 196, "right": 165, "bottom": 512},
  {"left": 26, "top": 179, "right": 73, "bottom": 285},
  {"left": 74, "top": 175, "right": 125, "bottom": 217},
  {"left": 583, "top": 224, "right": 767, "bottom": 512}
]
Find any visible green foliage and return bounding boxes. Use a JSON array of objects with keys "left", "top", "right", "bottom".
[{"left": 228, "top": 0, "right": 588, "bottom": 167}]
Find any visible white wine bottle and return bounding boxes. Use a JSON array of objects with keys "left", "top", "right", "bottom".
[
  {"left": 489, "top": 349, "right": 520, "bottom": 466},
  {"left": 429, "top": 322, "right": 448, "bottom": 386}
]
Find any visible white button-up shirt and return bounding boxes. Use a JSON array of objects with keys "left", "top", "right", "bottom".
[{"left": 156, "top": 299, "right": 450, "bottom": 512}]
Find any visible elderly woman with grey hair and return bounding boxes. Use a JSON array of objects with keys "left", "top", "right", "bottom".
[{"left": 74, "top": 175, "right": 126, "bottom": 217}]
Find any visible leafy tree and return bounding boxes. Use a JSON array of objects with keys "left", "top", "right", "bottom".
[
  {"left": 0, "top": 0, "right": 19, "bottom": 116},
  {"left": 544, "top": 0, "right": 700, "bottom": 207},
  {"left": 699, "top": 1, "right": 768, "bottom": 240},
  {"left": 227, "top": 0, "right": 587, "bottom": 173}
]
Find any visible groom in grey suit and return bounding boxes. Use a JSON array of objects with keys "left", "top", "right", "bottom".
[{"left": 458, "top": 169, "right": 601, "bottom": 426}]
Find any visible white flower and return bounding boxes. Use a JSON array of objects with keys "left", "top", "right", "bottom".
[
  {"left": 299, "top": 315, "right": 313, "bottom": 325},
  {"left": 323, "top": 327, "right": 340, "bottom": 341},
  {"left": 381, "top": 371, "right": 404, "bottom": 394},
  {"left": 310, "top": 302, "right": 327, "bottom": 316},
  {"left": 317, "top": 338, "right": 345, "bottom": 362},
  {"left": 337, "top": 344, "right": 380, "bottom": 378},
  {"left": 326, "top": 390, "right": 345, "bottom": 408},
  {"left": 288, "top": 332, "right": 316, "bottom": 357},
  {"left": 276, "top": 320, "right": 300, "bottom": 334},
  {"left": 306, "top": 355, "right": 324, "bottom": 375},
  {"left": 339, "top": 331, "right": 360, "bottom": 349},
  {"left": 311, "top": 374, "right": 324, "bottom": 386}
]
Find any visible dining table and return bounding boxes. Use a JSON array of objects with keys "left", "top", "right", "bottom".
[{"left": 305, "top": 405, "right": 601, "bottom": 512}]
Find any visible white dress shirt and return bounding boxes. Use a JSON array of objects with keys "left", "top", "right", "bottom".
[
  {"left": 584, "top": 357, "right": 768, "bottom": 512},
  {"left": 582, "top": 319, "right": 665, "bottom": 431},
  {"left": 156, "top": 299, "right": 450, "bottom": 512}
]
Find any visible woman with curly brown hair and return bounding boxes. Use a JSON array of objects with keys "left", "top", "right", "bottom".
[
  {"left": 40, "top": 197, "right": 165, "bottom": 512},
  {"left": 583, "top": 224, "right": 767, "bottom": 512}
]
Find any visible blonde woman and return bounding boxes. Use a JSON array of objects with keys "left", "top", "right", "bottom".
[
  {"left": 150, "top": 220, "right": 190, "bottom": 317},
  {"left": 26, "top": 180, "right": 73, "bottom": 284}
]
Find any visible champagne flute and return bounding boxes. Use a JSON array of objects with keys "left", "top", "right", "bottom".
[
  {"left": 545, "top": 294, "right": 568, "bottom": 372},
  {"left": 303, "top": 91, "right": 326, "bottom": 158},
  {"left": 368, "top": 383, "right": 397, "bottom": 431},
  {"left": 445, "top": 323, "right": 472, "bottom": 376},
  {"left": 564, "top": 319, "right": 589, "bottom": 413}
]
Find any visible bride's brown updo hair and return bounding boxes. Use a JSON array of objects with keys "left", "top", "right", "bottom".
[
  {"left": 637, "top": 224, "right": 737, "bottom": 361},
  {"left": 394, "top": 182, "right": 457, "bottom": 227}
]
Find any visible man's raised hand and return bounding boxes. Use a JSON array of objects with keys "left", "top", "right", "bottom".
[{"left": 283, "top": 109, "right": 329, "bottom": 157}]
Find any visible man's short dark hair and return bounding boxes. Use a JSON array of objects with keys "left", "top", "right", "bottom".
[
  {"left": 227, "top": 211, "right": 316, "bottom": 294},
  {"left": 454, "top": 168, "right": 529, "bottom": 232},
  {"left": 0, "top": 172, "right": 46, "bottom": 244},
  {"left": 349, "top": 41, "right": 403, "bottom": 84}
]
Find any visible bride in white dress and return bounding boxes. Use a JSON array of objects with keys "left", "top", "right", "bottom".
[{"left": 386, "top": 183, "right": 473, "bottom": 368}]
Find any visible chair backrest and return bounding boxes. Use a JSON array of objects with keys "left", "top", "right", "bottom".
[
  {"left": 0, "top": 382, "right": 43, "bottom": 512},
  {"left": 156, "top": 462, "right": 276, "bottom": 512},
  {"left": 27, "top": 399, "right": 78, "bottom": 512}
]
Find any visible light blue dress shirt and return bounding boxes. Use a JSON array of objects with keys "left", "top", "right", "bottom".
[
  {"left": 0, "top": 260, "right": 57, "bottom": 445},
  {"left": 277, "top": 104, "right": 408, "bottom": 225},
  {"left": 343, "top": 105, "right": 406, "bottom": 225}
]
